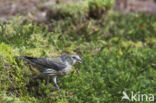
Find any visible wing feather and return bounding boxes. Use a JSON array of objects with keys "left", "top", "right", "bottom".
[{"left": 23, "top": 56, "right": 66, "bottom": 71}]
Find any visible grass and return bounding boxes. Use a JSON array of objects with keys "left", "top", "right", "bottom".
[{"left": 0, "top": 1, "right": 156, "bottom": 103}]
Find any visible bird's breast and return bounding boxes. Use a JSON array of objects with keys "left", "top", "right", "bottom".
[{"left": 58, "top": 65, "right": 72, "bottom": 75}]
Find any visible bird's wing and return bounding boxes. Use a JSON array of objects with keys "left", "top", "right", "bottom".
[{"left": 21, "top": 56, "right": 67, "bottom": 71}]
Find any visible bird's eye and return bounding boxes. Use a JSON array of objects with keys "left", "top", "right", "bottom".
[{"left": 72, "top": 57, "right": 76, "bottom": 59}]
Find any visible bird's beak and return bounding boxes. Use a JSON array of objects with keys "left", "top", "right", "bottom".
[{"left": 78, "top": 58, "right": 83, "bottom": 63}]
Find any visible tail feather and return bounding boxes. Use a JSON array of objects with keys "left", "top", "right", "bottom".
[{"left": 14, "top": 56, "right": 36, "bottom": 60}]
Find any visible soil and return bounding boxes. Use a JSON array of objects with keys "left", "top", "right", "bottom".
[{"left": 0, "top": 0, "right": 156, "bottom": 22}]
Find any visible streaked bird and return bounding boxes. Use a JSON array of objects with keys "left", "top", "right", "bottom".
[{"left": 15, "top": 54, "right": 82, "bottom": 89}]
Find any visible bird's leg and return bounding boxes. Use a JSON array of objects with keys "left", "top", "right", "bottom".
[
  {"left": 47, "top": 76, "right": 50, "bottom": 85},
  {"left": 52, "top": 76, "right": 60, "bottom": 90}
]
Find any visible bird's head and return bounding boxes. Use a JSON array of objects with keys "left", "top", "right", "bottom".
[{"left": 60, "top": 54, "right": 82, "bottom": 65}]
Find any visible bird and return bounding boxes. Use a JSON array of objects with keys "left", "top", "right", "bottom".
[{"left": 14, "top": 54, "right": 82, "bottom": 90}]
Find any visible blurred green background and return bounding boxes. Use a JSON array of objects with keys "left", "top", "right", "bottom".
[{"left": 0, "top": 0, "right": 156, "bottom": 103}]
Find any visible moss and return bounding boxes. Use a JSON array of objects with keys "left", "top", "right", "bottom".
[{"left": 0, "top": 1, "right": 156, "bottom": 102}]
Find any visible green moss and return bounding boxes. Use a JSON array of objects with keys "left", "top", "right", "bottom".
[
  {"left": 0, "top": 43, "right": 15, "bottom": 58},
  {"left": 0, "top": 2, "right": 156, "bottom": 102}
]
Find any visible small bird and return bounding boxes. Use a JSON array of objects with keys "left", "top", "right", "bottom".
[{"left": 15, "top": 54, "right": 82, "bottom": 89}]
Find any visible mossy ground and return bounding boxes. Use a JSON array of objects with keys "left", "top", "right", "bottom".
[{"left": 0, "top": 1, "right": 156, "bottom": 103}]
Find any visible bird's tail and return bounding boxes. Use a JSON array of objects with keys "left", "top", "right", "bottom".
[{"left": 14, "top": 56, "right": 36, "bottom": 60}]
